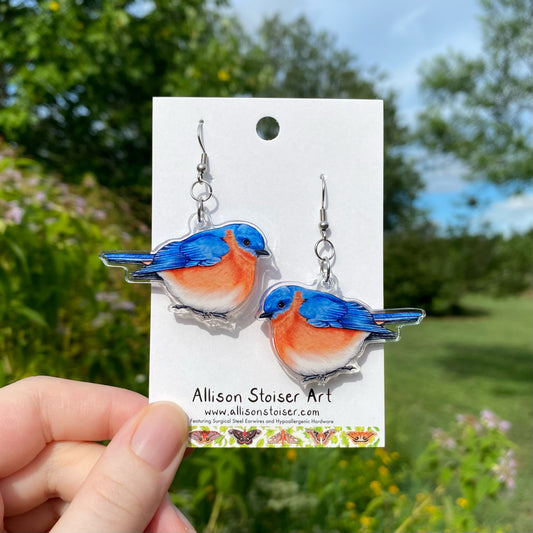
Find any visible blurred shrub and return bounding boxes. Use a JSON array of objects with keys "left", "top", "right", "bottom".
[
  {"left": 172, "top": 410, "right": 515, "bottom": 532},
  {"left": 0, "top": 145, "right": 151, "bottom": 391},
  {"left": 384, "top": 225, "right": 533, "bottom": 315}
]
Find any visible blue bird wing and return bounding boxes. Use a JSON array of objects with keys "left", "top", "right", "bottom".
[
  {"left": 100, "top": 252, "right": 154, "bottom": 264},
  {"left": 299, "top": 292, "right": 392, "bottom": 335},
  {"left": 179, "top": 234, "right": 230, "bottom": 266},
  {"left": 130, "top": 232, "right": 229, "bottom": 278},
  {"left": 372, "top": 310, "right": 424, "bottom": 324}
]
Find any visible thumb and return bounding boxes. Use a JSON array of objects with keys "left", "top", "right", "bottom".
[{"left": 51, "top": 402, "right": 190, "bottom": 533}]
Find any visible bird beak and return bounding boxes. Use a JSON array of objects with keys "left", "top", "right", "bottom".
[
  {"left": 258, "top": 311, "right": 273, "bottom": 319},
  {"left": 256, "top": 249, "right": 270, "bottom": 257}
]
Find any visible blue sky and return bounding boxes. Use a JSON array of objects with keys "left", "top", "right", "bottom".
[{"left": 229, "top": 0, "right": 533, "bottom": 235}]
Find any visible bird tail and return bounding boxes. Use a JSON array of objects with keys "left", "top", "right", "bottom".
[
  {"left": 373, "top": 308, "right": 425, "bottom": 325},
  {"left": 367, "top": 308, "right": 425, "bottom": 342},
  {"left": 368, "top": 329, "right": 398, "bottom": 341},
  {"left": 100, "top": 251, "right": 154, "bottom": 265}
]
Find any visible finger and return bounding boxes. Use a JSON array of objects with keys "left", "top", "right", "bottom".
[
  {"left": 144, "top": 494, "right": 196, "bottom": 533},
  {"left": 1, "top": 441, "right": 194, "bottom": 533},
  {"left": 1, "top": 441, "right": 104, "bottom": 516},
  {"left": 51, "top": 402, "right": 190, "bottom": 533},
  {"left": 0, "top": 491, "right": 4, "bottom": 532},
  {"left": 0, "top": 376, "right": 147, "bottom": 477},
  {"left": 4, "top": 498, "right": 68, "bottom": 533}
]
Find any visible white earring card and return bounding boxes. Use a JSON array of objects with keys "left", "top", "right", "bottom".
[{"left": 150, "top": 97, "right": 384, "bottom": 448}]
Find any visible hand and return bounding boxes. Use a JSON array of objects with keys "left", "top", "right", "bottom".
[{"left": 0, "top": 376, "right": 195, "bottom": 532}]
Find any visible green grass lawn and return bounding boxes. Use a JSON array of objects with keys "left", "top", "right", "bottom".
[{"left": 385, "top": 294, "right": 533, "bottom": 532}]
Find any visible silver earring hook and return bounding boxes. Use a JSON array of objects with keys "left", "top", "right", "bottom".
[
  {"left": 319, "top": 173, "right": 328, "bottom": 236},
  {"left": 190, "top": 119, "right": 212, "bottom": 225},
  {"left": 197, "top": 119, "right": 207, "bottom": 157},
  {"left": 314, "top": 174, "right": 336, "bottom": 285}
]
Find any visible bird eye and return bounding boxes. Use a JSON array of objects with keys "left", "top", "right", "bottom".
[
  {"left": 277, "top": 301, "right": 285, "bottom": 309},
  {"left": 243, "top": 238, "right": 251, "bottom": 247}
]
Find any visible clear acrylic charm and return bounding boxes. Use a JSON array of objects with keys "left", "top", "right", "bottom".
[
  {"left": 101, "top": 221, "right": 270, "bottom": 329},
  {"left": 259, "top": 282, "right": 425, "bottom": 385}
]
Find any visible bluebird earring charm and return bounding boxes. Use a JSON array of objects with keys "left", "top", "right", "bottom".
[
  {"left": 100, "top": 120, "right": 270, "bottom": 329},
  {"left": 259, "top": 174, "right": 424, "bottom": 385}
]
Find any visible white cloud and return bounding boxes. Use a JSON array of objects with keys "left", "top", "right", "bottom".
[
  {"left": 474, "top": 192, "right": 533, "bottom": 236},
  {"left": 391, "top": 5, "right": 428, "bottom": 36},
  {"left": 412, "top": 149, "right": 470, "bottom": 194}
]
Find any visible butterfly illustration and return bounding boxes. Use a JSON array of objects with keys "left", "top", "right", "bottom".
[
  {"left": 345, "top": 430, "right": 377, "bottom": 445},
  {"left": 189, "top": 430, "right": 222, "bottom": 445},
  {"left": 306, "top": 429, "right": 336, "bottom": 445},
  {"left": 268, "top": 429, "right": 298, "bottom": 445},
  {"left": 229, "top": 428, "right": 262, "bottom": 445}
]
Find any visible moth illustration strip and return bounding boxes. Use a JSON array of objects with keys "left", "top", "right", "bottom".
[{"left": 188, "top": 426, "right": 382, "bottom": 448}]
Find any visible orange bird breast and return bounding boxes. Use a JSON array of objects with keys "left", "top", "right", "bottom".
[
  {"left": 271, "top": 292, "right": 368, "bottom": 376},
  {"left": 161, "top": 230, "right": 258, "bottom": 312}
]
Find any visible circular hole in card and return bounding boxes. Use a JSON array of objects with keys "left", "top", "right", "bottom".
[{"left": 256, "top": 116, "right": 280, "bottom": 141}]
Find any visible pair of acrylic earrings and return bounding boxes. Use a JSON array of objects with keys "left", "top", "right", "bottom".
[{"left": 101, "top": 120, "right": 424, "bottom": 386}]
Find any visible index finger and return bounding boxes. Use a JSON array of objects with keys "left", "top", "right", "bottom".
[{"left": 0, "top": 376, "right": 147, "bottom": 477}]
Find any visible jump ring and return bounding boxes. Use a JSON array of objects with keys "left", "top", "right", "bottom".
[
  {"left": 314, "top": 238, "right": 335, "bottom": 262},
  {"left": 320, "top": 258, "right": 331, "bottom": 282},
  {"left": 190, "top": 180, "right": 212, "bottom": 203}
]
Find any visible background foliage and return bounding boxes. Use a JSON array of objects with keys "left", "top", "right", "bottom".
[
  {"left": 0, "top": 146, "right": 151, "bottom": 390},
  {"left": 416, "top": 0, "right": 533, "bottom": 189},
  {"left": 0, "top": 0, "right": 532, "bottom": 531}
]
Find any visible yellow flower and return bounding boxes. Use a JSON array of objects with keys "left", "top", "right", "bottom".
[
  {"left": 391, "top": 451, "right": 400, "bottom": 460},
  {"left": 425, "top": 504, "right": 439, "bottom": 515},
  {"left": 286, "top": 449, "right": 297, "bottom": 461},
  {"left": 49, "top": 1, "right": 59, "bottom": 11},
  {"left": 360, "top": 516, "right": 373, "bottom": 526},
  {"left": 345, "top": 501, "right": 356, "bottom": 510},
  {"left": 375, "top": 448, "right": 386, "bottom": 459},
  {"left": 375, "top": 448, "right": 392, "bottom": 464},
  {"left": 370, "top": 480, "right": 382, "bottom": 496},
  {"left": 338, "top": 459, "right": 348, "bottom": 468},
  {"left": 217, "top": 69, "right": 230, "bottom": 81},
  {"left": 378, "top": 465, "right": 389, "bottom": 478},
  {"left": 388, "top": 484, "right": 400, "bottom": 494},
  {"left": 456, "top": 497, "right": 468, "bottom": 509}
]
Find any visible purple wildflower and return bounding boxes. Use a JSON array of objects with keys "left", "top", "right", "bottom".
[
  {"left": 431, "top": 428, "right": 456, "bottom": 449},
  {"left": 480, "top": 409, "right": 511, "bottom": 433},
  {"left": 5, "top": 201, "right": 25, "bottom": 224},
  {"left": 492, "top": 449, "right": 517, "bottom": 490}
]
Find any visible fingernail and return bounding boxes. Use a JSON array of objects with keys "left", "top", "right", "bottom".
[
  {"left": 130, "top": 402, "right": 187, "bottom": 471},
  {"left": 174, "top": 505, "right": 197, "bottom": 533}
]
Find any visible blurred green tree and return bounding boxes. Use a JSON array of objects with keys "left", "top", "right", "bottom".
[
  {"left": 253, "top": 15, "right": 424, "bottom": 232},
  {"left": 0, "top": 4, "right": 423, "bottom": 231},
  {"left": 384, "top": 223, "right": 533, "bottom": 313},
  {"left": 0, "top": 0, "right": 266, "bottom": 189},
  {"left": 416, "top": 0, "right": 533, "bottom": 188}
]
